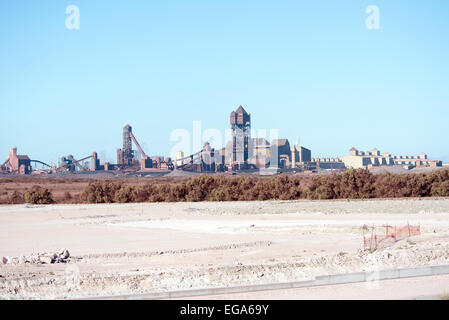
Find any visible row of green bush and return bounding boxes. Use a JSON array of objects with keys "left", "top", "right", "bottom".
[
  {"left": 79, "top": 169, "right": 449, "bottom": 203},
  {"left": 8, "top": 186, "right": 54, "bottom": 204}
]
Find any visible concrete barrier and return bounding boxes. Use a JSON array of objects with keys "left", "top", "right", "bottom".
[
  {"left": 399, "top": 266, "right": 432, "bottom": 278},
  {"left": 92, "top": 264, "right": 449, "bottom": 300},
  {"left": 377, "top": 268, "right": 400, "bottom": 280}
]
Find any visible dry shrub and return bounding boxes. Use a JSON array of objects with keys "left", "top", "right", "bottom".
[
  {"left": 24, "top": 186, "right": 54, "bottom": 204},
  {"left": 114, "top": 186, "right": 136, "bottom": 203},
  {"left": 77, "top": 169, "right": 449, "bottom": 204},
  {"left": 80, "top": 181, "right": 123, "bottom": 203},
  {"left": 9, "top": 191, "right": 25, "bottom": 204},
  {"left": 304, "top": 169, "right": 376, "bottom": 200}
]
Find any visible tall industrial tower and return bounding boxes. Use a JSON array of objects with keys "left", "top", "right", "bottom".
[
  {"left": 230, "top": 106, "right": 251, "bottom": 167},
  {"left": 117, "top": 124, "right": 134, "bottom": 165}
]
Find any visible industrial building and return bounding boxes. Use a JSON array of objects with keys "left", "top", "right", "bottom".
[
  {"left": 2, "top": 106, "right": 443, "bottom": 176},
  {"left": 0, "top": 106, "right": 323, "bottom": 175},
  {"left": 172, "top": 106, "right": 314, "bottom": 173},
  {"left": 311, "top": 157, "right": 346, "bottom": 170},
  {"left": 222, "top": 106, "right": 313, "bottom": 171},
  {"left": 0, "top": 147, "right": 100, "bottom": 175},
  {"left": 1, "top": 148, "right": 32, "bottom": 174},
  {"left": 341, "top": 148, "right": 443, "bottom": 170},
  {"left": 116, "top": 124, "right": 174, "bottom": 172},
  {"left": 229, "top": 106, "right": 251, "bottom": 169}
]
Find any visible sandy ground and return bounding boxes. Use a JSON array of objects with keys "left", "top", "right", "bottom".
[{"left": 0, "top": 198, "right": 449, "bottom": 299}]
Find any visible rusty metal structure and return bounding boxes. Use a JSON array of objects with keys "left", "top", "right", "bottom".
[
  {"left": 230, "top": 106, "right": 251, "bottom": 170},
  {"left": 117, "top": 124, "right": 147, "bottom": 169},
  {"left": 117, "top": 125, "right": 135, "bottom": 166},
  {"left": 0, "top": 147, "right": 99, "bottom": 175},
  {"left": 58, "top": 155, "right": 92, "bottom": 172},
  {"left": 30, "top": 160, "right": 52, "bottom": 170},
  {"left": 175, "top": 142, "right": 225, "bottom": 173},
  {"left": 116, "top": 124, "right": 174, "bottom": 172},
  {"left": 175, "top": 105, "right": 308, "bottom": 173},
  {"left": 1, "top": 105, "right": 318, "bottom": 175}
]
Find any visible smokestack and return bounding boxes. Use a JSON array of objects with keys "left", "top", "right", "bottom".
[{"left": 10, "top": 147, "right": 17, "bottom": 158}]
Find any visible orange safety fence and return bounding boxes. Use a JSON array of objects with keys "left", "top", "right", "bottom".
[{"left": 363, "top": 224, "right": 420, "bottom": 251}]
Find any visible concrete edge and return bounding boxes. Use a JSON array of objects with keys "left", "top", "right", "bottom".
[{"left": 85, "top": 264, "right": 449, "bottom": 300}]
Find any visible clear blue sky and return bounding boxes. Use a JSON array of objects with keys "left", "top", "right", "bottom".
[{"left": 1, "top": 0, "right": 448, "bottom": 165}]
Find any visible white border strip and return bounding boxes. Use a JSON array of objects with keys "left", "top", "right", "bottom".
[{"left": 85, "top": 264, "right": 449, "bottom": 300}]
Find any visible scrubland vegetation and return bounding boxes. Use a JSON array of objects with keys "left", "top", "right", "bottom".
[
  {"left": 79, "top": 169, "right": 449, "bottom": 203},
  {"left": 2, "top": 169, "right": 448, "bottom": 204}
]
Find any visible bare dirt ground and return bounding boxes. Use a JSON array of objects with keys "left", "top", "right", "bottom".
[{"left": 0, "top": 198, "right": 449, "bottom": 299}]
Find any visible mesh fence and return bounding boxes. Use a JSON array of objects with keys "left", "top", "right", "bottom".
[{"left": 363, "top": 224, "right": 420, "bottom": 251}]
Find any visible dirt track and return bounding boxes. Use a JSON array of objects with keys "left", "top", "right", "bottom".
[{"left": 1, "top": 198, "right": 449, "bottom": 299}]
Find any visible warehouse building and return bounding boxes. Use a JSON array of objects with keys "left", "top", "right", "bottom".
[{"left": 341, "top": 148, "right": 442, "bottom": 169}]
